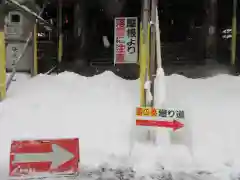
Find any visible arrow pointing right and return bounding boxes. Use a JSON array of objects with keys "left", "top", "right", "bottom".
[
  {"left": 136, "top": 119, "right": 184, "bottom": 131},
  {"left": 12, "top": 144, "right": 74, "bottom": 169}
]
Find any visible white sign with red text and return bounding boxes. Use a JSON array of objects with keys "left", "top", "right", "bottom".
[{"left": 114, "top": 17, "right": 138, "bottom": 64}]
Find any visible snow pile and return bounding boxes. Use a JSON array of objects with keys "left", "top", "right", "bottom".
[
  {"left": 1, "top": 71, "right": 240, "bottom": 180},
  {"left": 165, "top": 74, "right": 240, "bottom": 170}
]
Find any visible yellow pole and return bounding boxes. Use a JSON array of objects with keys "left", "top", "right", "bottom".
[
  {"left": 139, "top": 23, "right": 151, "bottom": 106},
  {"left": 231, "top": 0, "right": 237, "bottom": 65},
  {"left": 58, "top": 34, "right": 63, "bottom": 63},
  {"left": 140, "top": 0, "right": 150, "bottom": 107},
  {"left": 57, "top": 0, "right": 63, "bottom": 67},
  {"left": 140, "top": 23, "right": 151, "bottom": 106},
  {"left": 0, "top": 6, "right": 6, "bottom": 101},
  {"left": 33, "top": 24, "right": 38, "bottom": 76},
  {"left": 147, "top": 23, "right": 151, "bottom": 80}
]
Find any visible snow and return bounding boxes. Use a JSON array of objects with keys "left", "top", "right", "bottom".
[{"left": 1, "top": 71, "right": 240, "bottom": 179}]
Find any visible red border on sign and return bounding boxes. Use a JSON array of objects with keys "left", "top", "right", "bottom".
[{"left": 9, "top": 138, "right": 79, "bottom": 176}]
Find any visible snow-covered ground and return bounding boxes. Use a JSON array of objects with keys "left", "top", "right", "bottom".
[{"left": 1, "top": 71, "right": 240, "bottom": 180}]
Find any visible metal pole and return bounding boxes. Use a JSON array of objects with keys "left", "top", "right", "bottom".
[
  {"left": 149, "top": 0, "right": 157, "bottom": 107},
  {"left": 0, "top": 3, "right": 6, "bottom": 101},
  {"left": 142, "top": 0, "right": 150, "bottom": 106}
]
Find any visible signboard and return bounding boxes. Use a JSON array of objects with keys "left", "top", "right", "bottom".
[
  {"left": 136, "top": 107, "right": 185, "bottom": 131},
  {"left": 114, "top": 17, "right": 138, "bottom": 64},
  {"left": 9, "top": 138, "right": 79, "bottom": 177},
  {"left": 6, "top": 42, "right": 32, "bottom": 71}
]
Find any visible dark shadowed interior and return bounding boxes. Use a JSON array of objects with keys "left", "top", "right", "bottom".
[{"left": 35, "top": 0, "right": 238, "bottom": 78}]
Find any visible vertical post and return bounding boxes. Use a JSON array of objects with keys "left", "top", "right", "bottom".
[
  {"left": 205, "top": 0, "right": 217, "bottom": 61},
  {"left": 140, "top": 0, "right": 150, "bottom": 107},
  {"left": 231, "top": 0, "right": 237, "bottom": 65},
  {"left": 155, "top": 6, "right": 162, "bottom": 69},
  {"left": 149, "top": 0, "right": 157, "bottom": 107},
  {"left": 142, "top": 0, "right": 150, "bottom": 45},
  {"left": 139, "top": 22, "right": 145, "bottom": 105},
  {"left": 57, "top": 0, "right": 63, "bottom": 72},
  {"left": 211, "top": 0, "right": 217, "bottom": 61},
  {"left": 32, "top": 24, "right": 38, "bottom": 76},
  {"left": 0, "top": 3, "right": 6, "bottom": 101}
]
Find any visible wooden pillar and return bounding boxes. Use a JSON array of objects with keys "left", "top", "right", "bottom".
[{"left": 205, "top": 0, "right": 218, "bottom": 61}]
